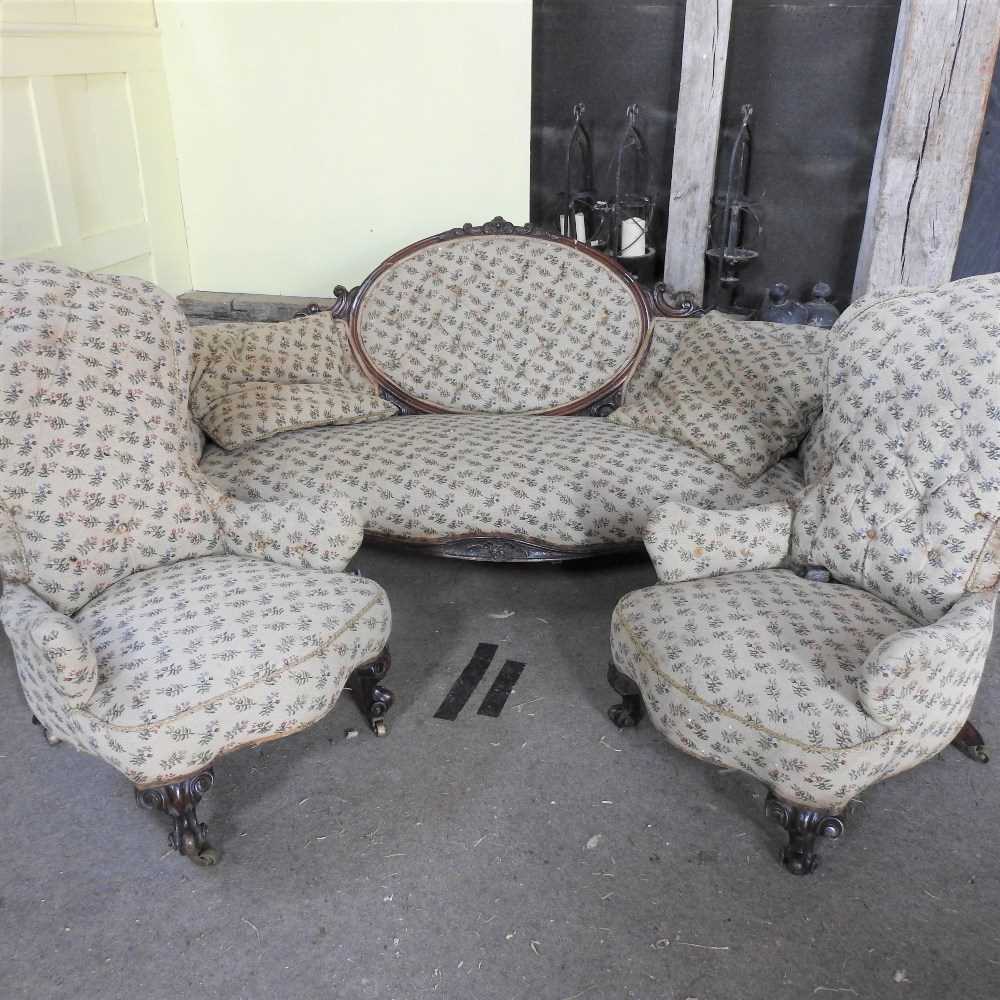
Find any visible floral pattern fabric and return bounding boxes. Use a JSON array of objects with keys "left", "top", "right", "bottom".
[
  {"left": 3, "top": 558, "right": 390, "bottom": 787},
  {"left": 200, "top": 415, "right": 806, "bottom": 551},
  {"left": 619, "top": 317, "right": 686, "bottom": 407},
  {"left": 608, "top": 312, "right": 826, "bottom": 484},
  {"left": 614, "top": 272, "right": 1000, "bottom": 813},
  {"left": 643, "top": 500, "right": 793, "bottom": 583},
  {"left": 219, "top": 495, "right": 363, "bottom": 574},
  {"left": 190, "top": 314, "right": 396, "bottom": 450},
  {"left": 0, "top": 259, "right": 220, "bottom": 615},
  {"left": 355, "top": 235, "right": 647, "bottom": 413},
  {"left": 0, "top": 259, "right": 392, "bottom": 786},
  {"left": 789, "top": 274, "right": 1000, "bottom": 623},
  {"left": 611, "top": 570, "right": 994, "bottom": 812}
]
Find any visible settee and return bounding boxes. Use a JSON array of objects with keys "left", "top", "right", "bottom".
[{"left": 193, "top": 218, "right": 826, "bottom": 558}]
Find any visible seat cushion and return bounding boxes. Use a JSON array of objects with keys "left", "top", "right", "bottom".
[
  {"left": 613, "top": 570, "right": 912, "bottom": 750},
  {"left": 611, "top": 570, "right": 915, "bottom": 809},
  {"left": 353, "top": 233, "right": 648, "bottom": 413},
  {"left": 200, "top": 415, "right": 805, "bottom": 552},
  {"left": 66, "top": 555, "right": 390, "bottom": 785}
]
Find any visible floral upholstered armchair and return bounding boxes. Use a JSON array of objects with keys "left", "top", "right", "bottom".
[
  {"left": 0, "top": 260, "right": 393, "bottom": 866},
  {"left": 608, "top": 274, "right": 1000, "bottom": 874}
]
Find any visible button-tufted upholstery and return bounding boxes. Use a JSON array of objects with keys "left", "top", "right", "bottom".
[
  {"left": 354, "top": 234, "right": 648, "bottom": 413},
  {"left": 611, "top": 274, "right": 1000, "bottom": 853},
  {"left": 0, "top": 260, "right": 392, "bottom": 798}
]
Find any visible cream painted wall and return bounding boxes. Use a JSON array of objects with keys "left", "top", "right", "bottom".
[
  {"left": 156, "top": 0, "right": 532, "bottom": 296},
  {"left": 0, "top": 1, "right": 192, "bottom": 292}
]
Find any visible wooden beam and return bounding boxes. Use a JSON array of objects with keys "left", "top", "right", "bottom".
[
  {"left": 662, "top": 0, "right": 733, "bottom": 306},
  {"left": 854, "top": 0, "right": 1000, "bottom": 298}
]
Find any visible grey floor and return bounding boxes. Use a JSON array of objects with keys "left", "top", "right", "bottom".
[{"left": 1, "top": 546, "right": 999, "bottom": 1000}]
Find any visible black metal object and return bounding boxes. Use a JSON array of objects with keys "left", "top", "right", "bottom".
[
  {"left": 764, "top": 793, "right": 845, "bottom": 875},
  {"left": 550, "top": 102, "right": 657, "bottom": 282},
  {"left": 706, "top": 104, "right": 760, "bottom": 313},
  {"left": 349, "top": 648, "right": 394, "bottom": 736},
  {"left": 952, "top": 720, "right": 990, "bottom": 763},
  {"left": 606, "top": 661, "right": 645, "bottom": 728},
  {"left": 556, "top": 102, "right": 596, "bottom": 243},
  {"left": 136, "top": 768, "right": 219, "bottom": 867}
]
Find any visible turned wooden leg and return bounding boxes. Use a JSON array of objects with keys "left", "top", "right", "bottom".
[
  {"left": 349, "top": 646, "right": 394, "bottom": 736},
  {"left": 135, "top": 768, "right": 219, "bottom": 866},
  {"left": 952, "top": 720, "right": 989, "bottom": 763},
  {"left": 764, "top": 793, "right": 845, "bottom": 875},
  {"left": 606, "top": 661, "right": 645, "bottom": 728}
]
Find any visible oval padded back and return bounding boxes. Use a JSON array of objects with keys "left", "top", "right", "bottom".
[{"left": 352, "top": 234, "right": 648, "bottom": 413}]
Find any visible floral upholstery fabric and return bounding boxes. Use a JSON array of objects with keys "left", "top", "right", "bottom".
[
  {"left": 0, "top": 259, "right": 221, "bottom": 615},
  {"left": 190, "top": 314, "right": 396, "bottom": 450},
  {"left": 611, "top": 570, "right": 995, "bottom": 812},
  {"left": 613, "top": 273, "right": 1000, "bottom": 813},
  {"left": 643, "top": 500, "right": 793, "bottom": 583},
  {"left": 608, "top": 312, "right": 826, "bottom": 484},
  {"left": 355, "top": 235, "right": 647, "bottom": 413},
  {"left": 2, "top": 558, "right": 390, "bottom": 787},
  {"left": 789, "top": 274, "right": 1000, "bottom": 623},
  {"left": 219, "top": 495, "right": 363, "bottom": 574},
  {"left": 619, "top": 317, "right": 686, "bottom": 407},
  {"left": 1, "top": 259, "right": 391, "bottom": 786},
  {"left": 200, "top": 415, "right": 806, "bottom": 551}
]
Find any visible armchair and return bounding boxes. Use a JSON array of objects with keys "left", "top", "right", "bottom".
[
  {"left": 0, "top": 259, "right": 394, "bottom": 865},
  {"left": 608, "top": 273, "right": 1000, "bottom": 874}
]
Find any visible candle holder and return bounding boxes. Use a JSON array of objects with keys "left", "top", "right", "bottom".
[
  {"left": 706, "top": 104, "right": 761, "bottom": 314},
  {"left": 555, "top": 103, "right": 596, "bottom": 244},
  {"left": 552, "top": 103, "right": 656, "bottom": 282}
]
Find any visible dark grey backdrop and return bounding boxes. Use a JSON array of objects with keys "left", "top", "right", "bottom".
[
  {"left": 954, "top": 54, "right": 1000, "bottom": 280},
  {"left": 531, "top": 0, "right": 999, "bottom": 310}
]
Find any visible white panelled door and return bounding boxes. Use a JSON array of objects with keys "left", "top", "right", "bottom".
[{"left": 0, "top": 1, "right": 190, "bottom": 293}]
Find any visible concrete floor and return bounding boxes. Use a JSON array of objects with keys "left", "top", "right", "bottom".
[{"left": 1, "top": 545, "right": 999, "bottom": 1000}]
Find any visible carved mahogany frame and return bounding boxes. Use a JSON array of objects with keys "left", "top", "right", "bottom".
[
  {"left": 365, "top": 531, "right": 643, "bottom": 563},
  {"left": 303, "top": 217, "right": 700, "bottom": 416}
]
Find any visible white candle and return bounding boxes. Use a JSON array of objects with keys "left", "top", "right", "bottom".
[
  {"left": 620, "top": 216, "right": 646, "bottom": 258},
  {"left": 560, "top": 212, "right": 587, "bottom": 243}
]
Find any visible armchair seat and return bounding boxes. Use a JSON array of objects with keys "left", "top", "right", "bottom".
[
  {"left": 8, "top": 556, "right": 390, "bottom": 788},
  {"left": 612, "top": 569, "right": 915, "bottom": 805}
]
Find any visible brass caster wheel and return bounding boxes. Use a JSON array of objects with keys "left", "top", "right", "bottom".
[{"left": 372, "top": 718, "right": 388, "bottom": 737}]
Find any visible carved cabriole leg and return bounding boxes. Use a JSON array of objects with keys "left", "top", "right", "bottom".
[
  {"left": 952, "top": 720, "right": 989, "bottom": 763},
  {"left": 349, "top": 647, "right": 394, "bottom": 736},
  {"left": 607, "top": 661, "right": 645, "bottom": 728},
  {"left": 135, "top": 768, "right": 219, "bottom": 867},
  {"left": 764, "top": 793, "right": 845, "bottom": 876}
]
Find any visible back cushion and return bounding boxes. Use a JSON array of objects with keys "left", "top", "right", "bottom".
[
  {"left": 791, "top": 274, "right": 1000, "bottom": 623},
  {"left": 353, "top": 234, "right": 647, "bottom": 413},
  {"left": 0, "top": 259, "right": 219, "bottom": 615}
]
